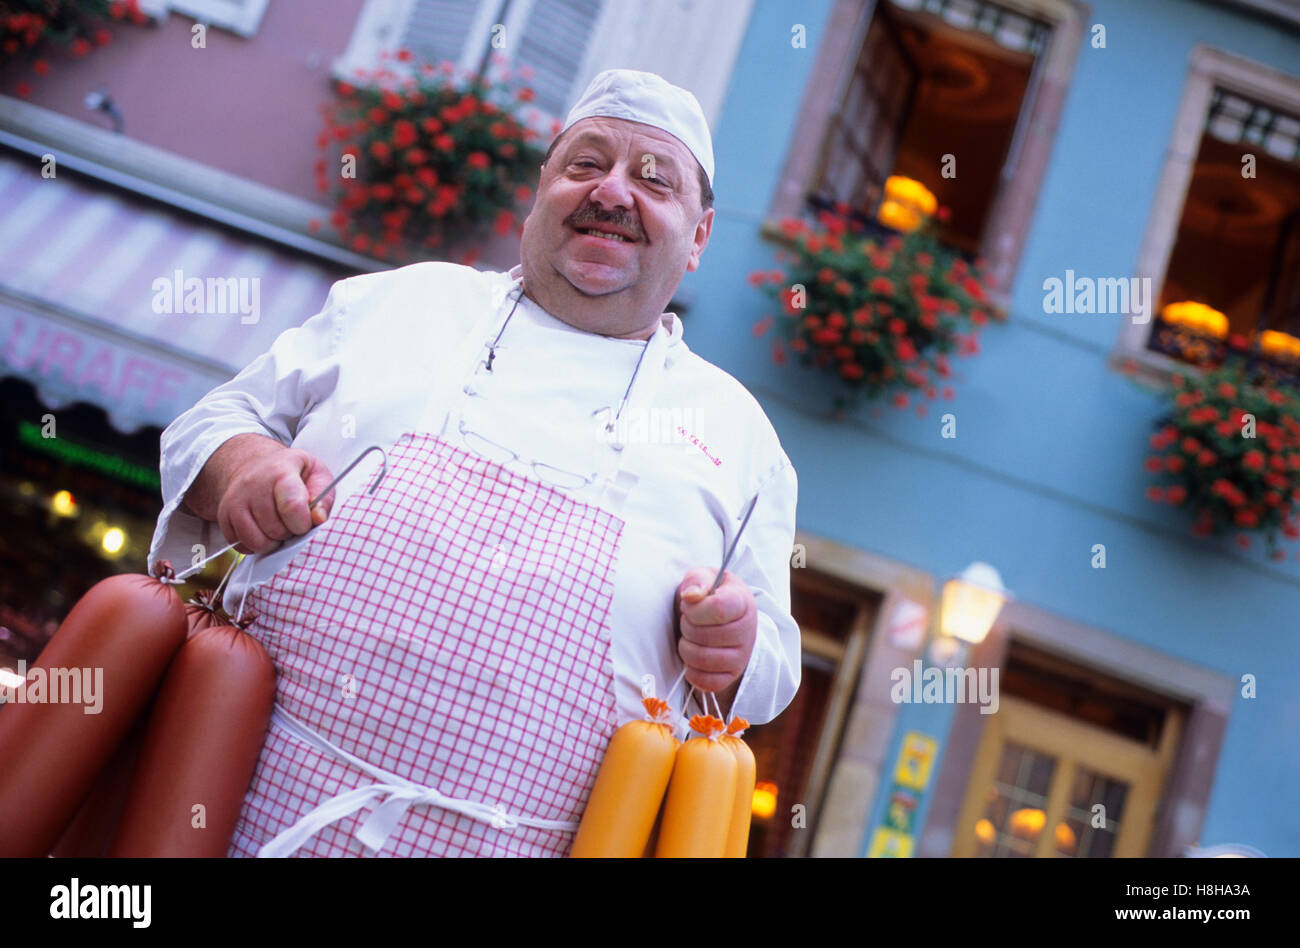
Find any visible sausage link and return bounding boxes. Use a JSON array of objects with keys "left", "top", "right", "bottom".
[
  {"left": 0, "top": 574, "right": 188, "bottom": 856},
  {"left": 108, "top": 624, "right": 274, "bottom": 857}
]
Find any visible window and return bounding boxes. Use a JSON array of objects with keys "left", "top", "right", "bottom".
[
  {"left": 1118, "top": 46, "right": 1300, "bottom": 384},
  {"left": 953, "top": 643, "right": 1186, "bottom": 857},
  {"left": 334, "top": 0, "right": 754, "bottom": 129},
  {"left": 809, "top": 0, "right": 1049, "bottom": 257},
  {"left": 769, "top": 0, "right": 1087, "bottom": 296},
  {"left": 919, "top": 600, "right": 1232, "bottom": 858},
  {"left": 1148, "top": 87, "right": 1300, "bottom": 377},
  {"left": 165, "top": 0, "right": 271, "bottom": 36}
]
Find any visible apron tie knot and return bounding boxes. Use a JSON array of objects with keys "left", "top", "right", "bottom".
[{"left": 255, "top": 705, "right": 577, "bottom": 857}]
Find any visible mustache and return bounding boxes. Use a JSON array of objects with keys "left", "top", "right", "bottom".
[{"left": 563, "top": 204, "right": 643, "bottom": 240}]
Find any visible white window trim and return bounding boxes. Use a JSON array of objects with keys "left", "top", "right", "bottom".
[
  {"left": 332, "top": 0, "right": 414, "bottom": 78},
  {"left": 136, "top": 0, "right": 171, "bottom": 19},
  {"left": 1112, "top": 45, "right": 1300, "bottom": 385},
  {"left": 166, "top": 0, "right": 271, "bottom": 37},
  {"left": 332, "top": 0, "right": 754, "bottom": 129}
]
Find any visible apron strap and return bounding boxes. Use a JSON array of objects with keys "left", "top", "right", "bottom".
[{"left": 257, "top": 704, "right": 579, "bottom": 857}]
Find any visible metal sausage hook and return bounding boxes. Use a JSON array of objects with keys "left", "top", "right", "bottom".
[
  {"left": 156, "top": 444, "right": 389, "bottom": 585},
  {"left": 308, "top": 444, "right": 388, "bottom": 510},
  {"left": 706, "top": 490, "right": 760, "bottom": 595}
]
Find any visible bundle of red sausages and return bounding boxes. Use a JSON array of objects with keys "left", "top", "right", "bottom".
[
  {"left": 571, "top": 696, "right": 757, "bottom": 858},
  {"left": 0, "top": 572, "right": 274, "bottom": 857}
]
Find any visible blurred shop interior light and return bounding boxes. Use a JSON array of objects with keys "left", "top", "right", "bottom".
[
  {"left": 101, "top": 526, "right": 126, "bottom": 555},
  {"left": 752, "top": 781, "right": 778, "bottom": 820},
  {"left": 1009, "top": 807, "right": 1044, "bottom": 837},
  {"left": 1160, "top": 301, "right": 1228, "bottom": 338},
  {"left": 51, "top": 490, "right": 78, "bottom": 517},
  {"left": 877, "top": 175, "right": 937, "bottom": 233}
]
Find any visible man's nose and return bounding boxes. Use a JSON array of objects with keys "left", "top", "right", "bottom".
[{"left": 587, "top": 164, "right": 636, "bottom": 211}]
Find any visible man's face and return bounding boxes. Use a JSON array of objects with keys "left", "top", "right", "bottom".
[{"left": 519, "top": 116, "right": 713, "bottom": 337}]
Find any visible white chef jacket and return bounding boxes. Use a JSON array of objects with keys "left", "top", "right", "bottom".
[{"left": 147, "top": 261, "right": 800, "bottom": 733}]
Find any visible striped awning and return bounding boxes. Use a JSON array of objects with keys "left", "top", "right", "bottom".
[{"left": 0, "top": 150, "right": 350, "bottom": 435}]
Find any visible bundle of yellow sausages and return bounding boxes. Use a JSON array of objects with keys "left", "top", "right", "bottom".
[{"left": 571, "top": 695, "right": 756, "bottom": 858}]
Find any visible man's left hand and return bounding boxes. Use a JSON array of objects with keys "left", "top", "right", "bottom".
[{"left": 674, "top": 567, "right": 757, "bottom": 695}]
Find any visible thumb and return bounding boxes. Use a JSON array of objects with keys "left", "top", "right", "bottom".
[
  {"left": 299, "top": 454, "right": 336, "bottom": 524},
  {"left": 679, "top": 566, "right": 717, "bottom": 606}
]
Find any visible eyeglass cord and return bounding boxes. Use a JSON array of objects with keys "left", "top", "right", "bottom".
[{"left": 487, "top": 283, "right": 653, "bottom": 430}]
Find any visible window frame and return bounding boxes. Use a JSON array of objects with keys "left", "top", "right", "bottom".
[
  {"left": 917, "top": 597, "right": 1234, "bottom": 858},
  {"left": 763, "top": 0, "right": 1089, "bottom": 307},
  {"left": 1112, "top": 44, "right": 1300, "bottom": 387},
  {"left": 165, "top": 0, "right": 271, "bottom": 36},
  {"left": 951, "top": 693, "right": 1183, "bottom": 857},
  {"left": 780, "top": 530, "right": 939, "bottom": 858},
  {"left": 331, "top": 0, "right": 754, "bottom": 129}
]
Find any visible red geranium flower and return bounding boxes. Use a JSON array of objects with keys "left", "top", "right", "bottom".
[{"left": 391, "top": 120, "right": 418, "bottom": 148}]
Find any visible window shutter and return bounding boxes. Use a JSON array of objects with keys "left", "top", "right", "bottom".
[
  {"left": 813, "top": 5, "right": 918, "bottom": 211},
  {"left": 166, "top": 0, "right": 270, "bottom": 35},
  {"left": 514, "top": 0, "right": 604, "bottom": 118},
  {"left": 398, "top": 0, "right": 483, "bottom": 69}
]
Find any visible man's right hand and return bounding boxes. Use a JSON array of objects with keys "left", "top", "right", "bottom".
[{"left": 182, "top": 433, "right": 336, "bottom": 555}]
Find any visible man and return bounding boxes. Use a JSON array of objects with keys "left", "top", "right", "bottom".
[{"left": 148, "top": 69, "right": 799, "bottom": 857}]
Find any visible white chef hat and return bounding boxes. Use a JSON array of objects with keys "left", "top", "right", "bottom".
[{"left": 560, "top": 68, "right": 715, "bottom": 187}]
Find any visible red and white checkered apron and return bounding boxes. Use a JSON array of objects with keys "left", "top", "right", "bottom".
[
  {"left": 226, "top": 281, "right": 666, "bottom": 858},
  {"left": 226, "top": 431, "right": 625, "bottom": 857}
]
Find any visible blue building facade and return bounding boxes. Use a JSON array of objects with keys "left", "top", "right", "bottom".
[{"left": 680, "top": 0, "right": 1300, "bottom": 857}]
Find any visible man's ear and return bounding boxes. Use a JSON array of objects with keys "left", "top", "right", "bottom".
[{"left": 685, "top": 207, "right": 715, "bottom": 273}]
